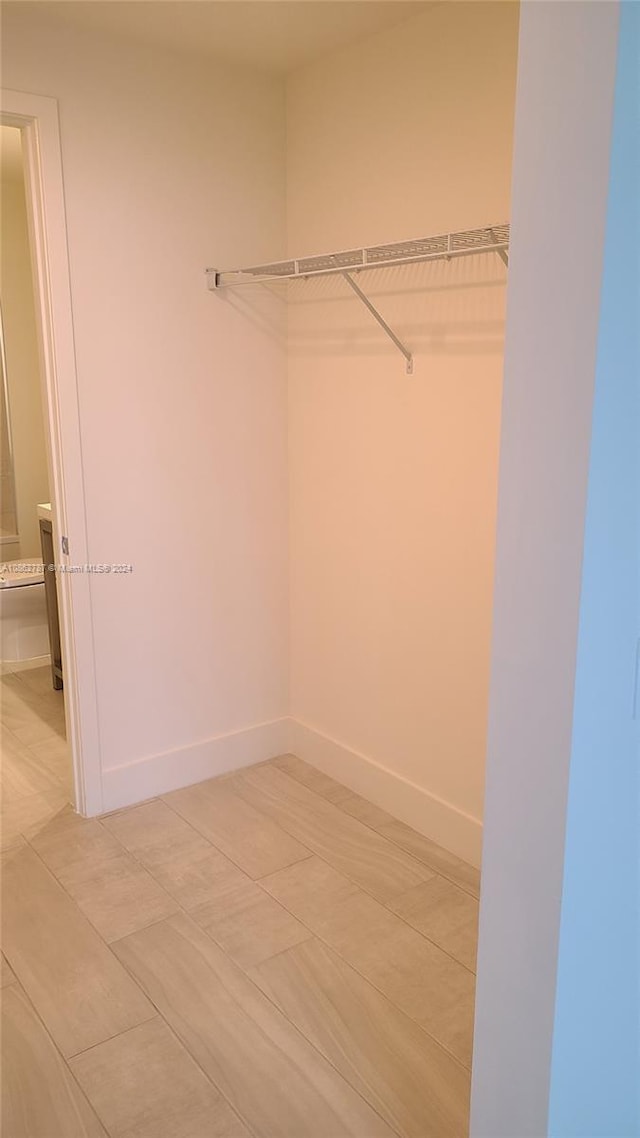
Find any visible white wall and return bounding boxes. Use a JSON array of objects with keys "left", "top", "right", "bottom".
[
  {"left": 0, "top": 132, "right": 50, "bottom": 559},
  {"left": 1, "top": 7, "right": 289, "bottom": 805},
  {"left": 470, "top": 3, "right": 620, "bottom": 1133},
  {"left": 286, "top": 2, "right": 519, "bottom": 864}
]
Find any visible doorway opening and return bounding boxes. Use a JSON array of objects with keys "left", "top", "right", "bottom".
[
  {"left": 0, "top": 123, "right": 71, "bottom": 816},
  {"left": 1, "top": 91, "right": 102, "bottom": 821}
]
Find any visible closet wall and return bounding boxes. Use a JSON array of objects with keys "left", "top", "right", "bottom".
[
  {"left": 287, "top": 2, "right": 519, "bottom": 863},
  {"left": 2, "top": 7, "right": 289, "bottom": 807}
]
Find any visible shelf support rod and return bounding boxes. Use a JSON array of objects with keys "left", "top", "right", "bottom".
[
  {"left": 342, "top": 271, "right": 413, "bottom": 375},
  {"left": 488, "top": 228, "right": 509, "bottom": 268}
]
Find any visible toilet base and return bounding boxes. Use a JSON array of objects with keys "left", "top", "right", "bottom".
[
  {"left": 1, "top": 653, "right": 51, "bottom": 675},
  {"left": 0, "top": 581, "right": 50, "bottom": 664}
]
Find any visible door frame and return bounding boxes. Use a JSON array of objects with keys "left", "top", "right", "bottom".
[
  {"left": 469, "top": 3, "right": 621, "bottom": 1133},
  {"left": 1, "top": 88, "right": 102, "bottom": 815}
]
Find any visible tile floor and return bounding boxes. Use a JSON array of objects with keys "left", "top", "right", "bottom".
[
  {"left": 1, "top": 673, "right": 479, "bottom": 1138},
  {"left": 1, "top": 666, "right": 71, "bottom": 852}
]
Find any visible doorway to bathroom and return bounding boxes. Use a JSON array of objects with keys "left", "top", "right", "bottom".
[
  {"left": 1, "top": 90, "right": 102, "bottom": 820},
  {"left": 0, "top": 123, "right": 72, "bottom": 819}
]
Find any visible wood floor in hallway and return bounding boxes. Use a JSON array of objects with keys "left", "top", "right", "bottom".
[{"left": 1, "top": 677, "right": 480, "bottom": 1138}]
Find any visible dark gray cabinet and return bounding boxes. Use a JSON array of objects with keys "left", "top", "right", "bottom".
[{"left": 39, "top": 517, "right": 63, "bottom": 690}]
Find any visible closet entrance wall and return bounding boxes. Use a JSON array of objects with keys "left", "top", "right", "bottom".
[
  {"left": 286, "top": 2, "right": 519, "bottom": 865},
  {"left": 1, "top": 5, "right": 290, "bottom": 811}
]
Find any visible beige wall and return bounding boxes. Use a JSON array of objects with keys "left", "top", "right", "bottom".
[
  {"left": 2, "top": 7, "right": 289, "bottom": 794},
  {"left": 287, "top": 1, "right": 519, "bottom": 857},
  {"left": 1, "top": 131, "right": 50, "bottom": 558}
]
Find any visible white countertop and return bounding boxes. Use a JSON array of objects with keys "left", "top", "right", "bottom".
[{"left": 37, "top": 502, "right": 52, "bottom": 521}]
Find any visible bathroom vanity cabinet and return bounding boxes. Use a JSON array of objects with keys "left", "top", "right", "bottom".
[{"left": 39, "top": 516, "right": 63, "bottom": 690}]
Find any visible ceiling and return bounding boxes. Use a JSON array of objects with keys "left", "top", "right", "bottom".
[{"left": 6, "top": 1, "right": 434, "bottom": 76}]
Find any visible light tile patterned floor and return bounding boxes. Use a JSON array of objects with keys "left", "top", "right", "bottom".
[
  {"left": 1, "top": 667, "right": 71, "bottom": 852},
  {"left": 1, "top": 671, "right": 479, "bottom": 1137}
]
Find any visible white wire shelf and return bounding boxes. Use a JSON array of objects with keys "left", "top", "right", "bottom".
[
  {"left": 206, "top": 222, "right": 510, "bottom": 375},
  {"left": 207, "top": 224, "right": 509, "bottom": 289}
]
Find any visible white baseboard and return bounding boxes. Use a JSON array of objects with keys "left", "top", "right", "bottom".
[
  {"left": 100, "top": 718, "right": 290, "bottom": 814},
  {"left": 289, "top": 718, "right": 483, "bottom": 868},
  {"left": 100, "top": 714, "right": 483, "bottom": 867}
]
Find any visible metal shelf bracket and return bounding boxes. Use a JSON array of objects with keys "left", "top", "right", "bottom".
[
  {"left": 342, "top": 271, "right": 413, "bottom": 375},
  {"left": 206, "top": 223, "right": 510, "bottom": 377},
  {"left": 488, "top": 228, "right": 509, "bottom": 268}
]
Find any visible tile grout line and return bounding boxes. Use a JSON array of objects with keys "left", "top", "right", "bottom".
[
  {"left": 108, "top": 902, "right": 403, "bottom": 1138},
  {"left": 149, "top": 773, "right": 474, "bottom": 1071},
  {"left": 0, "top": 681, "right": 67, "bottom": 749},
  {"left": 66, "top": 1002, "right": 261, "bottom": 1138},
  {"left": 159, "top": 1015, "right": 263, "bottom": 1138},
  {"left": 149, "top": 768, "right": 478, "bottom": 979},
  {"left": 97, "top": 808, "right": 406, "bottom": 1136},
  {"left": 93, "top": 804, "right": 411, "bottom": 1136},
  {"left": 251, "top": 843, "right": 478, "bottom": 977},
  {"left": 2, "top": 978, "right": 111, "bottom": 1136},
  {"left": 21, "top": 820, "right": 180, "bottom": 942},
  {"left": 159, "top": 790, "right": 316, "bottom": 879},
  {"left": 1, "top": 675, "right": 72, "bottom": 806},
  {"left": 261, "top": 857, "right": 476, "bottom": 979},
  {"left": 6, "top": 743, "right": 473, "bottom": 1121},
  {"left": 250, "top": 869, "right": 473, "bottom": 1075},
  {"left": 242, "top": 937, "right": 472, "bottom": 1126},
  {"left": 5, "top": 839, "right": 259, "bottom": 1137},
  {"left": 1, "top": 750, "right": 70, "bottom": 803},
  {"left": 211, "top": 771, "right": 475, "bottom": 1063},
  {"left": 225, "top": 766, "right": 478, "bottom": 975},
  {"left": 64, "top": 1013, "right": 158, "bottom": 1063},
  {"left": 88, "top": 811, "right": 403, "bottom": 1138},
  {"left": 269, "top": 758, "right": 481, "bottom": 900},
  {"left": 10, "top": 841, "right": 161, "bottom": 1040},
  {"left": 8, "top": 762, "right": 474, "bottom": 983},
  {"left": 232, "top": 763, "right": 433, "bottom": 882}
]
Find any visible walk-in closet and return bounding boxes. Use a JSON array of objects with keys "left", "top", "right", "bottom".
[{"left": 1, "top": 3, "right": 521, "bottom": 1135}]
